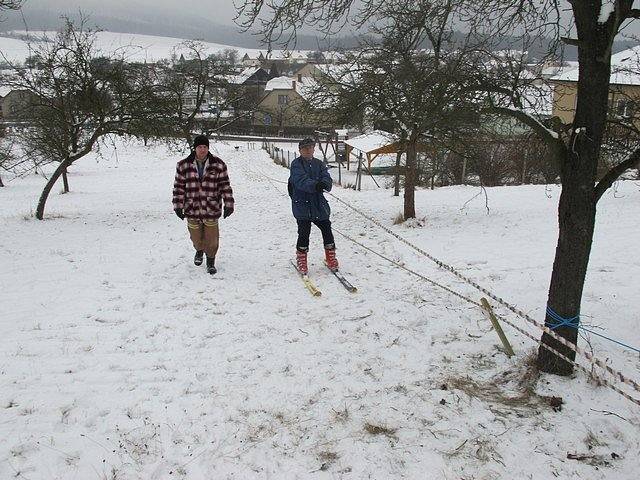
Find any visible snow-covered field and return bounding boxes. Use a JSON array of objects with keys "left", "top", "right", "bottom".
[
  {"left": 0, "top": 31, "right": 290, "bottom": 64},
  {"left": 1, "top": 138, "right": 639, "bottom": 479}
]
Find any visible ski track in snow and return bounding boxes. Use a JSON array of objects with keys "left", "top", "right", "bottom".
[{"left": 1, "top": 140, "right": 639, "bottom": 479}]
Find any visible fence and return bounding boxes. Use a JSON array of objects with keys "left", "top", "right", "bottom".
[
  {"left": 264, "top": 140, "right": 383, "bottom": 188},
  {"left": 263, "top": 141, "right": 299, "bottom": 169}
]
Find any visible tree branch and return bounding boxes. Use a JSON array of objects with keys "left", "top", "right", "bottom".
[
  {"left": 594, "top": 148, "right": 640, "bottom": 202},
  {"left": 0, "top": 0, "right": 22, "bottom": 11},
  {"left": 560, "top": 36, "right": 579, "bottom": 46},
  {"left": 489, "top": 105, "right": 564, "bottom": 150}
]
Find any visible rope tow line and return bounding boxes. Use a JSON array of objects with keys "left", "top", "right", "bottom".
[
  {"left": 256, "top": 146, "right": 640, "bottom": 403},
  {"left": 326, "top": 191, "right": 640, "bottom": 398},
  {"left": 332, "top": 226, "right": 640, "bottom": 407}
]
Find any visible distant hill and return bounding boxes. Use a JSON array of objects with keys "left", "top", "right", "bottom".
[
  {"left": 0, "top": 6, "right": 634, "bottom": 59},
  {"left": 0, "top": 7, "right": 351, "bottom": 50},
  {"left": 0, "top": 30, "right": 266, "bottom": 64}
]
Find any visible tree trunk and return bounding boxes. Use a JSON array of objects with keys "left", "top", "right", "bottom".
[
  {"left": 404, "top": 139, "right": 417, "bottom": 219},
  {"left": 394, "top": 151, "right": 401, "bottom": 196},
  {"left": 537, "top": 11, "right": 611, "bottom": 375},
  {"left": 36, "top": 158, "right": 73, "bottom": 220},
  {"left": 537, "top": 172, "right": 597, "bottom": 374},
  {"left": 62, "top": 166, "right": 70, "bottom": 193}
]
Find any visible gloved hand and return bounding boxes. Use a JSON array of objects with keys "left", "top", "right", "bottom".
[
  {"left": 223, "top": 206, "right": 234, "bottom": 219},
  {"left": 315, "top": 181, "right": 325, "bottom": 193},
  {"left": 174, "top": 208, "right": 184, "bottom": 220}
]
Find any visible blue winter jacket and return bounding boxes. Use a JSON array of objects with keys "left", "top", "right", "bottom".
[{"left": 288, "top": 156, "right": 333, "bottom": 221}]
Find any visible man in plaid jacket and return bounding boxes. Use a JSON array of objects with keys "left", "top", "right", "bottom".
[{"left": 173, "top": 135, "right": 235, "bottom": 274}]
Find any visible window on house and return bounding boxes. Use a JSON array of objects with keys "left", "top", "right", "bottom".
[
  {"left": 617, "top": 99, "right": 635, "bottom": 118},
  {"left": 609, "top": 96, "right": 635, "bottom": 118},
  {"left": 278, "top": 95, "right": 289, "bottom": 105}
]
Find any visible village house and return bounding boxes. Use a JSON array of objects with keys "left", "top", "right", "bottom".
[
  {"left": 549, "top": 46, "right": 640, "bottom": 125},
  {"left": 0, "top": 88, "right": 34, "bottom": 120}
]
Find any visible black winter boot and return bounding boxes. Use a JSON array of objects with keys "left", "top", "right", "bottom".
[
  {"left": 194, "top": 250, "right": 204, "bottom": 266},
  {"left": 206, "top": 255, "right": 217, "bottom": 275}
]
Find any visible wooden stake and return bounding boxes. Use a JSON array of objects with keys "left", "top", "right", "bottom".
[{"left": 480, "top": 297, "right": 515, "bottom": 357}]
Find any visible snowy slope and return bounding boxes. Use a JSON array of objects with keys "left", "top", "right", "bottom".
[
  {"left": 1, "top": 139, "right": 639, "bottom": 479},
  {"left": 0, "top": 30, "right": 315, "bottom": 64},
  {"left": 0, "top": 31, "right": 264, "bottom": 63}
]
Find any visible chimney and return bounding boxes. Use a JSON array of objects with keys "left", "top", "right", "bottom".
[{"left": 292, "top": 80, "right": 296, "bottom": 91}]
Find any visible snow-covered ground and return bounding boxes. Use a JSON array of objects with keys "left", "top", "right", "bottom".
[
  {"left": 0, "top": 31, "right": 292, "bottom": 64},
  {"left": 1, "top": 138, "right": 639, "bottom": 479}
]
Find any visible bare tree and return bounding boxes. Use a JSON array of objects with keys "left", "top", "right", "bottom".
[
  {"left": 307, "top": 0, "right": 484, "bottom": 218},
  {"left": 0, "top": 0, "right": 22, "bottom": 12},
  {"left": 0, "top": 130, "right": 14, "bottom": 187},
  {"left": 237, "top": 0, "right": 640, "bottom": 376},
  {"left": 0, "top": 0, "right": 23, "bottom": 187},
  {"left": 155, "top": 42, "right": 237, "bottom": 146},
  {"left": 472, "top": 2, "right": 640, "bottom": 374},
  {"left": 4, "top": 17, "right": 167, "bottom": 219}
]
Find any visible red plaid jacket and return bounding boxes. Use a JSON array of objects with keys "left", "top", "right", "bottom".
[{"left": 172, "top": 152, "right": 235, "bottom": 220}]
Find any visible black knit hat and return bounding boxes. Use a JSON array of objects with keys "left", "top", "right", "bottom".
[
  {"left": 193, "top": 135, "right": 209, "bottom": 148},
  {"left": 298, "top": 137, "right": 315, "bottom": 149}
]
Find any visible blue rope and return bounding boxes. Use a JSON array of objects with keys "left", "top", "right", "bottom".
[
  {"left": 546, "top": 306, "right": 640, "bottom": 354},
  {"left": 546, "top": 306, "right": 580, "bottom": 329},
  {"left": 578, "top": 326, "right": 640, "bottom": 354}
]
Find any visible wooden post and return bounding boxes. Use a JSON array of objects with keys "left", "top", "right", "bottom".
[
  {"left": 356, "top": 152, "right": 363, "bottom": 191},
  {"left": 480, "top": 298, "right": 514, "bottom": 357},
  {"left": 394, "top": 151, "right": 401, "bottom": 197},
  {"left": 461, "top": 157, "right": 467, "bottom": 185},
  {"left": 316, "top": 132, "right": 327, "bottom": 164},
  {"left": 362, "top": 161, "right": 380, "bottom": 188},
  {"left": 430, "top": 153, "right": 435, "bottom": 190}
]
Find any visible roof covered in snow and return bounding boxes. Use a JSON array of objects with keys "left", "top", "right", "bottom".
[
  {"left": 551, "top": 45, "right": 640, "bottom": 85},
  {"left": 226, "top": 67, "right": 261, "bottom": 85},
  {"left": 344, "top": 130, "right": 398, "bottom": 153},
  {"left": 540, "top": 62, "right": 579, "bottom": 79},
  {"left": 264, "top": 76, "right": 296, "bottom": 91},
  {"left": 263, "top": 75, "right": 317, "bottom": 97},
  {"left": 247, "top": 50, "right": 310, "bottom": 61}
]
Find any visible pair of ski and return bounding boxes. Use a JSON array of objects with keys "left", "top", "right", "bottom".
[{"left": 290, "top": 260, "right": 357, "bottom": 296}]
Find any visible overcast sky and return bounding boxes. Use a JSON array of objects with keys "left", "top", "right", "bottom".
[
  {"left": 4, "top": 0, "right": 640, "bottom": 51},
  {"left": 19, "top": 0, "right": 242, "bottom": 24}
]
